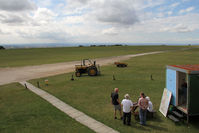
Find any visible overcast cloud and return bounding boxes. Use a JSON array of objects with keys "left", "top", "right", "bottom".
[
  {"left": 0, "top": 0, "right": 199, "bottom": 44},
  {"left": 94, "top": 1, "right": 139, "bottom": 26},
  {"left": 0, "top": 0, "right": 36, "bottom": 12}
]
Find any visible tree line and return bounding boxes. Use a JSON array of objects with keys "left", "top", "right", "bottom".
[{"left": 0, "top": 45, "right": 5, "bottom": 50}]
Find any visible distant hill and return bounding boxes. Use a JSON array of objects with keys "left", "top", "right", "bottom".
[{"left": 1, "top": 43, "right": 199, "bottom": 49}]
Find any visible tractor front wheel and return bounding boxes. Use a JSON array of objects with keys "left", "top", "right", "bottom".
[{"left": 75, "top": 72, "right": 81, "bottom": 77}]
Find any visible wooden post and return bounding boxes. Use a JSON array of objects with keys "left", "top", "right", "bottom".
[
  {"left": 37, "top": 81, "right": 40, "bottom": 88},
  {"left": 71, "top": 74, "right": 74, "bottom": 81},
  {"left": 24, "top": 83, "right": 27, "bottom": 89},
  {"left": 113, "top": 75, "right": 116, "bottom": 80},
  {"left": 150, "top": 74, "right": 153, "bottom": 80}
]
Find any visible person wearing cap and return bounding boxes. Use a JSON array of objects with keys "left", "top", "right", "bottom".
[
  {"left": 145, "top": 96, "right": 153, "bottom": 112},
  {"left": 145, "top": 96, "right": 154, "bottom": 118},
  {"left": 111, "top": 88, "right": 122, "bottom": 119},
  {"left": 121, "top": 94, "right": 133, "bottom": 126},
  {"left": 138, "top": 92, "right": 149, "bottom": 125}
]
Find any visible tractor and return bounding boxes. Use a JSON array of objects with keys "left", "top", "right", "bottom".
[{"left": 75, "top": 59, "right": 100, "bottom": 77}]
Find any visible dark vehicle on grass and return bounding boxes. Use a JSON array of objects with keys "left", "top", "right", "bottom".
[{"left": 114, "top": 62, "right": 128, "bottom": 67}]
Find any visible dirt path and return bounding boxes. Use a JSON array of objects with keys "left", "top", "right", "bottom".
[{"left": 0, "top": 51, "right": 166, "bottom": 85}]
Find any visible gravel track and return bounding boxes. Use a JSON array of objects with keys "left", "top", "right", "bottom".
[{"left": 0, "top": 51, "right": 166, "bottom": 85}]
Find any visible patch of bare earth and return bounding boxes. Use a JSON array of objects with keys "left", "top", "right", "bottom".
[{"left": 0, "top": 51, "right": 164, "bottom": 85}]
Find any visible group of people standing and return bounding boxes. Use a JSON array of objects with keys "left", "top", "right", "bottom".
[{"left": 111, "top": 88, "right": 153, "bottom": 126}]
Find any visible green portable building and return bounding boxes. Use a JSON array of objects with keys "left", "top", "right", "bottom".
[{"left": 166, "top": 64, "right": 199, "bottom": 117}]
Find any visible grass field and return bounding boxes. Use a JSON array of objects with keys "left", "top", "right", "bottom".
[
  {"left": 0, "top": 83, "right": 94, "bottom": 133},
  {"left": 0, "top": 45, "right": 190, "bottom": 67},
  {"left": 29, "top": 48, "right": 199, "bottom": 133}
]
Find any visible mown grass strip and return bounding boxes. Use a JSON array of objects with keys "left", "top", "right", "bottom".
[
  {"left": 30, "top": 48, "right": 199, "bottom": 133},
  {"left": 0, "top": 83, "right": 94, "bottom": 133},
  {"left": 0, "top": 46, "right": 190, "bottom": 67}
]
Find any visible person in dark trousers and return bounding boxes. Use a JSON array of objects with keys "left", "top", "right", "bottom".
[
  {"left": 121, "top": 94, "right": 133, "bottom": 126},
  {"left": 138, "top": 92, "right": 149, "bottom": 125},
  {"left": 111, "top": 88, "right": 122, "bottom": 119}
]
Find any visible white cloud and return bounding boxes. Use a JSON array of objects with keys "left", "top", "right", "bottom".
[
  {"left": 63, "top": 0, "right": 140, "bottom": 26},
  {"left": 0, "top": 10, "right": 33, "bottom": 26},
  {"left": 62, "top": 0, "right": 91, "bottom": 15},
  {"left": 102, "top": 27, "right": 118, "bottom": 35},
  {"left": 161, "top": 24, "right": 194, "bottom": 33},
  {"left": 167, "top": 11, "right": 173, "bottom": 15},
  {"left": 157, "top": 12, "right": 164, "bottom": 18},
  {"left": 0, "top": 12, "right": 25, "bottom": 24},
  {"left": 182, "top": 0, "right": 190, "bottom": 2},
  {"left": 170, "top": 2, "right": 180, "bottom": 8},
  {"left": 179, "top": 6, "right": 195, "bottom": 14},
  {"left": 133, "top": 0, "right": 165, "bottom": 10},
  {"left": 67, "top": 0, "right": 90, "bottom": 6},
  {"left": 0, "top": 0, "right": 37, "bottom": 26},
  {"left": 124, "top": 13, "right": 199, "bottom": 35},
  {"left": 63, "top": 16, "right": 85, "bottom": 24},
  {"left": 37, "top": 0, "right": 53, "bottom": 8},
  {"left": 0, "top": 29, "right": 10, "bottom": 35},
  {"left": 32, "top": 8, "right": 57, "bottom": 25},
  {"left": 186, "top": 7, "right": 195, "bottom": 12}
]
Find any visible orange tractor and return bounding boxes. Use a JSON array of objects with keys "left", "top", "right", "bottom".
[{"left": 75, "top": 59, "right": 100, "bottom": 77}]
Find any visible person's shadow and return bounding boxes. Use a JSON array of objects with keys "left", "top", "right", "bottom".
[
  {"left": 127, "top": 122, "right": 168, "bottom": 132},
  {"left": 147, "top": 124, "right": 168, "bottom": 131},
  {"left": 129, "top": 123, "right": 151, "bottom": 132}
]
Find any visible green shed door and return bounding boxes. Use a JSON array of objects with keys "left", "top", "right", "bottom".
[{"left": 189, "top": 74, "right": 199, "bottom": 115}]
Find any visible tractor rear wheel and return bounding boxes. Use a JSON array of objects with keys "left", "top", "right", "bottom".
[{"left": 88, "top": 67, "right": 97, "bottom": 76}]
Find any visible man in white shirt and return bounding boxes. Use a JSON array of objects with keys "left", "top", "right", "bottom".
[{"left": 121, "top": 94, "right": 133, "bottom": 126}]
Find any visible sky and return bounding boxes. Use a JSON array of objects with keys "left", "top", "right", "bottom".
[{"left": 0, "top": 0, "right": 199, "bottom": 44}]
